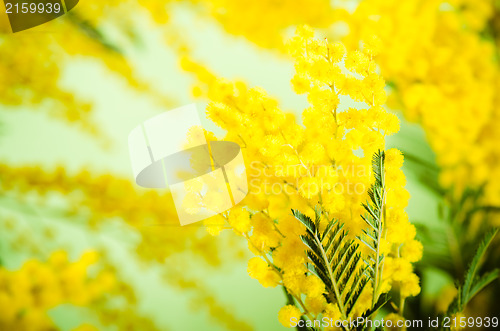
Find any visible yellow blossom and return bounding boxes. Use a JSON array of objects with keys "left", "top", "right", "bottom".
[{"left": 278, "top": 305, "right": 302, "bottom": 328}]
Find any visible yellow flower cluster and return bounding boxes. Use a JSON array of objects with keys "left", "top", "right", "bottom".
[
  {"left": 181, "top": 0, "right": 500, "bottom": 211},
  {"left": 0, "top": 164, "right": 230, "bottom": 265},
  {"left": 2, "top": 0, "right": 498, "bottom": 211},
  {"left": 184, "top": 26, "right": 421, "bottom": 325},
  {"left": 193, "top": 0, "right": 346, "bottom": 48},
  {"left": 247, "top": 256, "right": 280, "bottom": 287},
  {"left": 0, "top": 160, "right": 252, "bottom": 329},
  {"left": 278, "top": 305, "right": 302, "bottom": 328},
  {"left": 3, "top": 0, "right": 496, "bottom": 327},
  {"left": 0, "top": 251, "right": 114, "bottom": 330},
  {"left": 0, "top": 35, "right": 94, "bottom": 132},
  {"left": 0, "top": 1, "right": 174, "bottom": 135},
  {"left": 384, "top": 313, "right": 406, "bottom": 331},
  {"left": 342, "top": 0, "right": 500, "bottom": 207}
]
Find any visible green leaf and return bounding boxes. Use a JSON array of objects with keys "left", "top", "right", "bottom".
[
  {"left": 362, "top": 293, "right": 390, "bottom": 320},
  {"left": 293, "top": 208, "right": 373, "bottom": 323},
  {"left": 300, "top": 235, "right": 323, "bottom": 261},
  {"left": 357, "top": 150, "right": 387, "bottom": 309},
  {"left": 461, "top": 228, "right": 498, "bottom": 304},
  {"left": 448, "top": 228, "right": 499, "bottom": 314},
  {"left": 323, "top": 222, "right": 344, "bottom": 253},
  {"left": 326, "top": 229, "right": 346, "bottom": 263},
  {"left": 322, "top": 219, "right": 337, "bottom": 241},
  {"left": 467, "top": 269, "right": 499, "bottom": 301},
  {"left": 293, "top": 209, "right": 317, "bottom": 235}
]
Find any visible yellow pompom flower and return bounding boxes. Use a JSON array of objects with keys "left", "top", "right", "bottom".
[
  {"left": 328, "top": 42, "right": 346, "bottom": 63},
  {"left": 385, "top": 313, "right": 406, "bottom": 331},
  {"left": 247, "top": 257, "right": 268, "bottom": 279},
  {"left": 306, "top": 295, "right": 327, "bottom": 315},
  {"left": 323, "top": 302, "right": 341, "bottom": 321},
  {"left": 345, "top": 50, "right": 370, "bottom": 74},
  {"left": 203, "top": 214, "right": 226, "bottom": 236},
  {"left": 247, "top": 257, "right": 280, "bottom": 288},
  {"left": 227, "top": 207, "right": 251, "bottom": 234},
  {"left": 401, "top": 240, "right": 423, "bottom": 263},
  {"left": 399, "top": 273, "right": 421, "bottom": 298},
  {"left": 363, "top": 35, "right": 382, "bottom": 57},
  {"left": 291, "top": 74, "right": 311, "bottom": 94},
  {"left": 302, "top": 275, "right": 326, "bottom": 298},
  {"left": 278, "top": 305, "right": 302, "bottom": 328}
]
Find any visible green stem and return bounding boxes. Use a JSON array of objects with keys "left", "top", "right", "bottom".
[{"left": 371, "top": 152, "right": 386, "bottom": 308}]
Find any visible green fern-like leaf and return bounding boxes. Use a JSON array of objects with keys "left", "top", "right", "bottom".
[
  {"left": 461, "top": 228, "right": 498, "bottom": 300},
  {"left": 448, "top": 228, "right": 499, "bottom": 314},
  {"left": 467, "top": 269, "right": 499, "bottom": 301},
  {"left": 293, "top": 209, "right": 317, "bottom": 235},
  {"left": 358, "top": 150, "right": 387, "bottom": 308},
  {"left": 293, "top": 208, "right": 369, "bottom": 324}
]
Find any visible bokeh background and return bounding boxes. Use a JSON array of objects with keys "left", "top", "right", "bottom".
[{"left": 1, "top": 1, "right": 499, "bottom": 330}]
